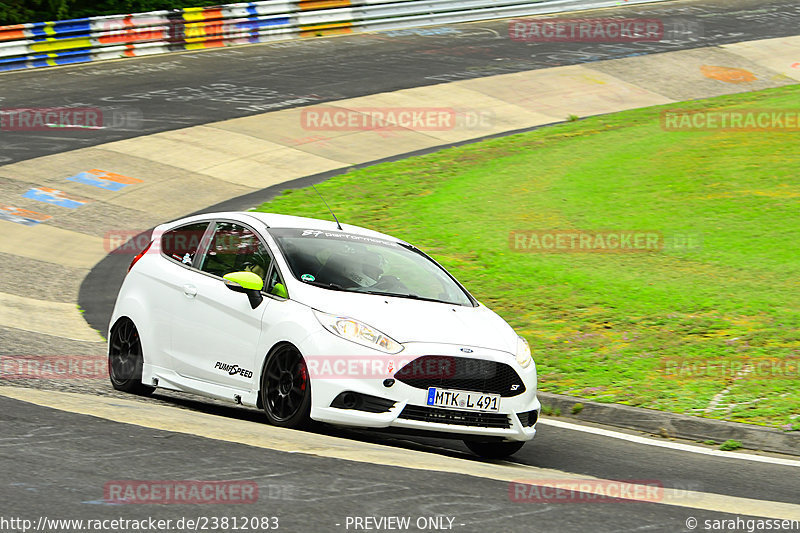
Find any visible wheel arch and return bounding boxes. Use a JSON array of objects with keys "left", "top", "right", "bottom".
[
  {"left": 257, "top": 341, "right": 303, "bottom": 410},
  {"left": 108, "top": 314, "right": 155, "bottom": 396},
  {"left": 109, "top": 291, "right": 157, "bottom": 365}
]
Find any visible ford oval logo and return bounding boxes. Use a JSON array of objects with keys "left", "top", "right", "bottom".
[{"left": 460, "top": 348, "right": 473, "bottom": 353}]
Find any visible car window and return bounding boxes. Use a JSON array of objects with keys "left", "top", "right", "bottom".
[
  {"left": 269, "top": 228, "right": 474, "bottom": 306},
  {"left": 161, "top": 222, "right": 210, "bottom": 266},
  {"left": 199, "top": 221, "right": 272, "bottom": 281},
  {"left": 266, "top": 264, "right": 288, "bottom": 298}
]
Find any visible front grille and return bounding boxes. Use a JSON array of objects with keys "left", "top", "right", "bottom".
[
  {"left": 395, "top": 356, "right": 525, "bottom": 397},
  {"left": 518, "top": 409, "right": 538, "bottom": 427},
  {"left": 398, "top": 405, "right": 511, "bottom": 428}
]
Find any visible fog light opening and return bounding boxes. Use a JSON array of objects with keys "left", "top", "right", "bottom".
[{"left": 341, "top": 392, "right": 359, "bottom": 409}]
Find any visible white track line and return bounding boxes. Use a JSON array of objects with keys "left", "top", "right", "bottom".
[{"left": 538, "top": 418, "right": 800, "bottom": 468}]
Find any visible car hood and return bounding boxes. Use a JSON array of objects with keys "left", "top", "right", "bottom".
[{"left": 299, "top": 290, "right": 518, "bottom": 353}]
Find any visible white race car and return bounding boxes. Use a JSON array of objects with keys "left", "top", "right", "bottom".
[{"left": 109, "top": 212, "right": 540, "bottom": 458}]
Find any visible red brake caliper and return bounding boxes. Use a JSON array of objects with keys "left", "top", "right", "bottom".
[{"left": 298, "top": 364, "right": 307, "bottom": 391}]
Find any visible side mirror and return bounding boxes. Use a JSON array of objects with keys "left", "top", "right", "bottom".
[
  {"left": 270, "top": 282, "right": 288, "bottom": 299},
  {"left": 223, "top": 271, "right": 264, "bottom": 309}
]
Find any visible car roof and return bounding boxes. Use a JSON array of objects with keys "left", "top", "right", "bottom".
[{"left": 172, "top": 211, "right": 408, "bottom": 245}]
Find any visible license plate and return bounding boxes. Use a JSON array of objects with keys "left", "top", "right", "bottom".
[{"left": 426, "top": 387, "right": 500, "bottom": 412}]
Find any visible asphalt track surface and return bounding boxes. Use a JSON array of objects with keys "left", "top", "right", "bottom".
[
  {"left": 0, "top": 395, "right": 739, "bottom": 533},
  {"left": 3, "top": 0, "right": 800, "bottom": 531},
  {"left": 3, "top": 392, "right": 798, "bottom": 533}
]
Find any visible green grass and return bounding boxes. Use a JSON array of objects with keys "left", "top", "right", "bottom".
[{"left": 255, "top": 85, "right": 800, "bottom": 429}]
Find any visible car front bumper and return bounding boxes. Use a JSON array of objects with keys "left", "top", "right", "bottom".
[{"left": 299, "top": 334, "right": 540, "bottom": 442}]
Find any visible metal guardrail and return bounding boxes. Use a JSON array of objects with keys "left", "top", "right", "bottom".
[{"left": 0, "top": 0, "right": 669, "bottom": 71}]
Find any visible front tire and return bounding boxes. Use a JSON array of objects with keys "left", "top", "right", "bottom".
[
  {"left": 108, "top": 318, "right": 155, "bottom": 396},
  {"left": 464, "top": 440, "right": 525, "bottom": 459},
  {"left": 261, "top": 344, "right": 311, "bottom": 429}
]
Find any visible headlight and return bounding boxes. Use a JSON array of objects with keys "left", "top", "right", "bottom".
[
  {"left": 516, "top": 336, "right": 533, "bottom": 368},
  {"left": 314, "top": 310, "right": 403, "bottom": 354}
]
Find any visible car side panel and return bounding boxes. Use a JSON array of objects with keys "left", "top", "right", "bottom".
[
  {"left": 170, "top": 267, "right": 266, "bottom": 386},
  {"left": 109, "top": 250, "right": 176, "bottom": 373}
]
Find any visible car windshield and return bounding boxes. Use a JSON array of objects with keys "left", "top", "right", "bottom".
[{"left": 268, "top": 228, "right": 475, "bottom": 306}]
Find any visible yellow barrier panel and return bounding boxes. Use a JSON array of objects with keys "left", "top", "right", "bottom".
[
  {"left": 299, "top": 0, "right": 352, "bottom": 9},
  {"left": 299, "top": 22, "right": 353, "bottom": 36},
  {"left": 182, "top": 8, "right": 206, "bottom": 23},
  {"left": 30, "top": 37, "right": 93, "bottom": 53}
]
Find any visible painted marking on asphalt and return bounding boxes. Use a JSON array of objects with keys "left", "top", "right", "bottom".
[
  {"left": 22, "top": 187, "right": 90, "bottom": 209},
  {"left": 0, "top": 205, "right": 52, "bottom": 226},
  {"left": 1, "top": 386, "right": 799, "bottom": 521},
  {"left": 700, "top": 65, "right": 758, "bottom": 84},
  {"left": 66, "top": 169, "right": 143, "bottom": 191},
  {"left": 538, "top": 418, "right": 800, "bottom": 468}
]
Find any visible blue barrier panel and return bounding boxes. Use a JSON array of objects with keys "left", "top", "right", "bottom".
[
  {"left": 28, "top": 19, "right": 93, "bottom": 38},
  {"left": 29, "top": 52, "right": 93, "bottom": 67}
]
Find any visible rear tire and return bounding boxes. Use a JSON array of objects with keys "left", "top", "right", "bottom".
[
  {"left": 464, "top": 440, "right": 525, "bottom": 459},
  {"left": 261, "top": 344, "right": 311, "bottom": 429},
  {"left": 108, "top": 318, "right": 155, "bottom": 396}
]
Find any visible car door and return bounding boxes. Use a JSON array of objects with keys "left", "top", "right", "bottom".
[
  {"left": 155, "top": 220, "right": 213, "bottom": 369},
  {"left": 170, "top": 220, "right": 271, "bottom": 388}
]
